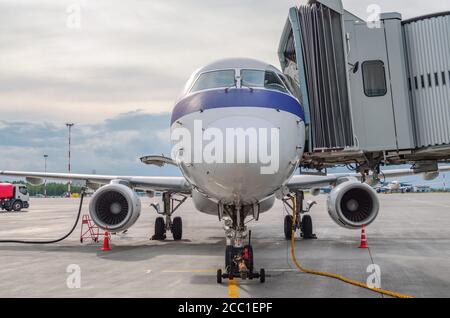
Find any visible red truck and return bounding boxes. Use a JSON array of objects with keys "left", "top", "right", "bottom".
[{"left": 0, "top": 183, "right": 30, "bottom": 212}]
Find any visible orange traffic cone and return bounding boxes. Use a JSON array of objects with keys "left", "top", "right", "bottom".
[
  {"left": 358, "top": 225, "right": 369, "bottom": 249},
  {"left": 101, "top": 227, "right": 112, "bottom": 251}
]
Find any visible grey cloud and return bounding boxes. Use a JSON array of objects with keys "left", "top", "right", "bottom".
[
  {"left": 0, "top": 110, "right": 178, "bottom": 176},
  {"left": 0, "top": 65, "right": 184, "bottom": 103},
  {"left": 1, "top": 0, "right": 449, "bottom": 124}
]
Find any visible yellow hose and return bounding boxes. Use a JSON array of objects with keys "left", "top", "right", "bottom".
[{"left": 290, "top": 197, "right": 413, "bottom": 298}]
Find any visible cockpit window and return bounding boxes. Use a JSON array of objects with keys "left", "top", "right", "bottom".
[
  {"left": 241, "top": 70, "right": 288, "bottom": 93},
  {"left": 190, "top": 70, "right": 236, "bottom": 93}
]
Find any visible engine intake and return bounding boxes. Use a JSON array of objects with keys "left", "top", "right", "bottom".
[
  {"left": 89, "top": 183, "right": 141, "bottom": 232},
  {"left": 327, "top": 180, "right": 379, "bottom": 229}
]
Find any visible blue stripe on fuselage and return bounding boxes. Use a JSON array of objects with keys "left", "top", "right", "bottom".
[{"left": 171, "top": 88, "right": 305, "bottom": 125}]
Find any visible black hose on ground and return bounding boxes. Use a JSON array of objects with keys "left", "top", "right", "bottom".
[{"left": 0, "top": 190, "right": 85, "bottom": 244}]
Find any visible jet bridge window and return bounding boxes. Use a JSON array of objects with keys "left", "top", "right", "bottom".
[
  {"left": 362, "top": 60, "right": 387, "bottom": 97},
  {"left": 241, "top": 70, "right": 288, "bottom": 94},
  {"left": 190, "top": 70, "right": 236, "bottom": 93}
]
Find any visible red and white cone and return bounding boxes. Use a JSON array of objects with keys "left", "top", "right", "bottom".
[
  {"left": 101, "top": 226, "right": 112, "bottom": 251},
  {"left": 358, "top": 225, "right": 369, "bottom": 249}
]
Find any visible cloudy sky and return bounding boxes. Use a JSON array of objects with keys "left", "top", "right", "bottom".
[{"left": 0, "top": 0, "right": 449, "bottom": 185}]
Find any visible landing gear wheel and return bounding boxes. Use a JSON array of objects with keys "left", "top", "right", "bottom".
[
  {"left": 12, "top": 201, "right": 23, "bottom": 212},
  {"left": 217, "top": 269, "right": 222, "bottom": 284},
  {"left": 153, "top": 217, "right": 166, "bottom": 240},
  {"left": 301, "top": 214, "right": 314, "bottom": 239},
  {"left": 284, "top": 215, "right": 293, "bottom": 239},
  {"left": 172, "top": 216, "right": 182, "bottom": 240},
  {"left": 260, "top": 268, "right": 265, "bottom": 283},
  {"left": 244, "top": 245, "right": 254, "bottom": 271},
  {"left": 225, "top": 245, "right": 233, "bottom": 270}
]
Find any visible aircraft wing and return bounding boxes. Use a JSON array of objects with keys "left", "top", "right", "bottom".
[
  {"left": 0, "top": 170, "right": 192, "bottom": 193},
  {"left": 287, "top": 166, "right": 450, "bottom": 190}
]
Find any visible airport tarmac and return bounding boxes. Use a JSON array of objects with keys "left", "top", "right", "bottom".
[{"left": 0, "top": 193, "right": 449, "bottom": 298}]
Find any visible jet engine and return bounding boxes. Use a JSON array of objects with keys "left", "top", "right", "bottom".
[
  {"left": 89, "top": 183, "right": 141, "bottom": 232},
  {"left": 327, "top": 180, "right": 379, "bottom": 229}
]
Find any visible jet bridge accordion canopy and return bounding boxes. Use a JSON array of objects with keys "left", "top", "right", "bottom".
[{"left": 296, "top": 4, "right": 354, "bottom": 150}]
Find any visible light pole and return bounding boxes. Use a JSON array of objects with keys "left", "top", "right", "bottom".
[
  {"left": 43, "top": 154, "right": 48, "bottom": 197},
  {"left": 66, "top": 123, "right": 75, "bottom": 197}
]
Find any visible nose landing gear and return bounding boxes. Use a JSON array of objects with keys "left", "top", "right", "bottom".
[{"left": 217, "top": 230, "right": 265, "bottom": 284}]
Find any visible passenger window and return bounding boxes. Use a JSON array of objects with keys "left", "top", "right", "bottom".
[
  {"left": 190, "top": 70, "right": 236, "bottom": 93},
  {"left": 362, "top": 60, "right": 387, "bottom": 97},
  {"left": 241, "top": 70, "right": 288, "bottom": 93},
  {"left": 19, "top": 187, "right": 28, "bottom": 195}
]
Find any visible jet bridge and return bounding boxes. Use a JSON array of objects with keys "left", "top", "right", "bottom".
[{"left": 278, "top": 0, "right": 450, "bottom": 173}]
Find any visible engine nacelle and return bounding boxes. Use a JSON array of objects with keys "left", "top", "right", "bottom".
[
  {"left": 89, "top": 183, "right": 141, "bottom": 232},
  {"left": 310, "top": 188, "right": 321, "bottom": 196},
  {"left": 327, "top": 180, "right": 379, "bottom": 229}
]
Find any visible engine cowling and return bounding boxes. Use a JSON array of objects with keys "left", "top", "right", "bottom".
[
  {"left": 327, "top": 180, "right": 379, "bottom": 229},
  {"left": 89, "top": 183, "right": 141, "bottom": 232}
]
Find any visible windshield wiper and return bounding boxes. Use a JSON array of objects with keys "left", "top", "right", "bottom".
[{"left": 224, "top": 84, "right": 236, "bottom": 93}]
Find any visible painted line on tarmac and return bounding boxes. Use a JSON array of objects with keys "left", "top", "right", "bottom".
[
  {"left": 160, "top": 268, "right": 297, "bottom": 273},
  {"left": 228, "top": 279, "right": 239, "bottom": 298},
  {"left": 161, "top": 269, "right": 217, "bottom": 273}
]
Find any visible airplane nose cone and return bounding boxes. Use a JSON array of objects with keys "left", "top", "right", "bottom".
[{"left": 171, "top": 91, "right": 305, "bottom": 205}]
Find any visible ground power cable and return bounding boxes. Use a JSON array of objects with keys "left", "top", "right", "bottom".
[
  {"left": 289, "top": 196, "right": 413, "bottom": 298},
  {"left": 0, "top": 190, "right": 85, "bottom": 244}
]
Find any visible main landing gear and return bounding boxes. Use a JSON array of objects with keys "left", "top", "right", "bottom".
[
  {"left": 151, "top": 192, "right": 187, "bottom": 241},
  {"left": 217, "top": 205, "right": 265, "bottom": 284},
  {"left": 283, "top": 191, "right": 317, "bottom": 240}
]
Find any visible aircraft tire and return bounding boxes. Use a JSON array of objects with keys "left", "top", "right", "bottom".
[
  {"left": 154, "top": 217, "right": 166, "bottom": 240},
  {"left": 225, "top": 245, "right": 233, "bottom": 269},
  {"left": 284, "top": 215, "right": 293, "bottom": 240},
  {"left": 244, "top": 245, "right": 254, "bottom": 271},
  {"left": 172, "top": 216, "right": 182, "bottom": 240},
  {"left": 301, "top": 215, "right": 313, "bottom": 239}
]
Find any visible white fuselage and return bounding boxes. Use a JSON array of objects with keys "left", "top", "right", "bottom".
[
  {"left": 171, "top": 105, "right": 305, "bottom": 205},
  {"left": 169, "top": 59, "right": 306, "bottom": 207}
]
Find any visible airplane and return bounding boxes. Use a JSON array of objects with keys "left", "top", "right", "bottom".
[
  {"left": 1, "top": 58, "right": 450, "bottom": 283},
  {"left": 376, "top": 181, "right": 413, "bottom": 193}
]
